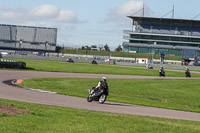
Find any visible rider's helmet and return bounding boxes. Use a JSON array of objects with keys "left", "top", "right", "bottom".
[
  {"left": 102, "top": 77, "right": 107, "bottom": 82},
  {"left": 160, "top": 66, "right": 163, "bottom": 69}
]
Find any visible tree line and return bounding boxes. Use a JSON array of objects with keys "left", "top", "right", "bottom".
[{"left": 81, "top": 44, "right": 122, "bottom": 52}]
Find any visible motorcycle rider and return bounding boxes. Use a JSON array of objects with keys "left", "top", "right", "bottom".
[
  {"left": 92, "top": 77, "right": 109, "bottom": 95},
  {"left": 159, "top": 66, "right": 165, "bottom": 77},
  {"left": 185, "top": 67, "right": 191, "bottom": 78}
]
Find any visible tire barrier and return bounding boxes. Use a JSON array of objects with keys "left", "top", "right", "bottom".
[{"left": 0, "top": 60, "right": 26, "bottom": 69}]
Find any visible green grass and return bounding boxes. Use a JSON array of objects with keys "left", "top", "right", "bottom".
[
  {"left": 21, "top": 78, "right": 200, "bottom": 113},
  {"left": 59, "top": 49, "right": 182, "bottom": 60},
  {"left": 0, "top": 99, "right": 200, "bottom": 133},
  {"left": 2, "top": 58, "right": 200, "bottom": 77}
]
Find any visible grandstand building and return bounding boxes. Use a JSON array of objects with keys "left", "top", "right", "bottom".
[
  {"left": 123, "top": 16, "right": 200, "bottom": 55},
  {"left": 0, "top": 24, "right": 57, "bottom": 52}
]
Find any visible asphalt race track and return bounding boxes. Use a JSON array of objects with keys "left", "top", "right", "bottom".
[{"left": 0, "top": 70, "right": 200, "bottom": 122}]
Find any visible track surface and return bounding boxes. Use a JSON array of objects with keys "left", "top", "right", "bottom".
[{"left": 0, "top": 70, "right": 200, "bottom": 122}]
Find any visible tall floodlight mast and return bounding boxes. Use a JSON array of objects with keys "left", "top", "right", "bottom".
[
  {"left": 161, "top": 5, "right": 175, "bottom": 18},
  {"left": 142, "top": 3, "right": 145, "bottom": 17},
  {"left": 172, "top": 5, "right": 175, "bottom": 18},
  {"left": 130, "top": 3, "right": 145, "bottom": 31}
]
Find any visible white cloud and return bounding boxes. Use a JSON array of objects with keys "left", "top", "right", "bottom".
[
  {"left": 30, "top": 4, "right": 59, "bottom": 18},
  {"left": 21, "top": 21, "right": 53, "bottom": 28},
  {"left": 0, "top": 5, "right": 11, "bottom": 11},
  {"left": 0, "top": 4, "right": 80, "bottom": 24},
  {"left": 117, "top": 0, "right": 143, "bottom": 16},
  {"left": 104, "top": 0, "right": 152, "bottom": 25},
  {"left": 55, "top": 10, "right": 78, "bottom": 23},
  {"left": 1, "top": 11, "right": 23, "bottom": 20},
  {"left": 30, "top": 4, "right": 80, "bottom": 23}
]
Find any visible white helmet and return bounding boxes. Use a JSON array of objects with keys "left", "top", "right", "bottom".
[{"left": 102, "top": 77, "right": 107, "bottom": 81}]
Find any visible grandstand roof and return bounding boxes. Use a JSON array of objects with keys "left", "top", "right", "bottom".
[
  {"left": 128, "top": 16, "right": 200, "bottom": 26},
  {"left": 0, "top": 24, "right": 57, "bottom": 30}
]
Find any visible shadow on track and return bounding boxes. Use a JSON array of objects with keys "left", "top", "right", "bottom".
[{"left": 104, "top": 102, "right": 137, "bottom": 107}]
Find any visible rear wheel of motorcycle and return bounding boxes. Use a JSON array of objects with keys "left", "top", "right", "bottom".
[
  {"left": 87, "top": 95, "right": 93, "bottom": 102},
  {"left": 99, "top": 94, "right": 107, "bottom": 104}
]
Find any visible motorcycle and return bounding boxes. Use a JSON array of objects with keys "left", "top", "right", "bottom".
[
  {"left": 91, "top": 60, "right": 98, "bottom": 65},
  {"left": 87, "top": 86, "right": 109, "bottom": 104},
  {"left": 66, "top": 58, "right": 74, "bottom": 63},
  {"left": 159, "top": 70, "right": 165, "bottom": 77},
  {"left": 159, "top": 67, "right": 165, "bottom": 77},
  {"left": 185, "top": 70, "right": 191, "bottom": 78},
  {"left": 148, "top": 65, "right": 153, "bottom": 69},
  {"left": 146, "top": 64, "right": 153, "bottom": 69}
]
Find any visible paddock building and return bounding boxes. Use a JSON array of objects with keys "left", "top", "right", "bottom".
[
  {"left": 123, "top": 16, "right": 200, "bottom": 56},
  {"left": 0, "top": 24, "right": 57, "bottom": 52}
]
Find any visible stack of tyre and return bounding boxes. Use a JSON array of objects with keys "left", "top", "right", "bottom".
[{"left": 0, "top": 60, "right": 26, "bottom": 69}]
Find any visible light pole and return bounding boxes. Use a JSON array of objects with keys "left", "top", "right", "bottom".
[{"left": 152, "top": 50, "right": 154, "bottom": 64}]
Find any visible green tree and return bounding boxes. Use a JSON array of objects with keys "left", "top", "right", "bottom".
[
  {"left": 91, "top": 45, "right": 97, "bottom": 48},
  {"left": 104, "top": 44, "right": 110, "bottom": 51},
  {"left": 115, "top": 44, "right": 122, "bottom": 52}
]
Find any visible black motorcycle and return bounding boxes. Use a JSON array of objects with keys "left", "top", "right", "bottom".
[
  {"left": 91, "top": 60, "right": 98, "bottom": 65},
  {"left": 146, "top": 64, "right": 153, "bottom": 69},
  {"left": 148, "top": 65, "right": 153, "bottom": 69},
  {"left": 66, "top": 58, "right": 74, "bottom": 63},
  {"left": 159, "top": 70, "right": 165, "bottom": 77},
  {"left": 185, "top": 70, "right": 191, "bottom": 78},
  {"left": 87, "top": 86, "right": 109, "bottom": 104}
]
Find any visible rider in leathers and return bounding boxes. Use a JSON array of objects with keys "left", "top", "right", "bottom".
[
  {"left": 185, "top": 67, "right": 191, "bottom": 78},
  {"left": 159, "top": 66, "right": 165, "bottom": 77},
  {"left": 93, "top": 77, "right": 109, "bottom": 95}
]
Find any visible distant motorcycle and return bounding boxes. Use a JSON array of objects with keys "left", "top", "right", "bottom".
[
  {"left": 148, "top": 65, "right": 153, "bottom": 69},
  {"left": 66, "top": 58, "right": 74, "bottom": 63},
  {"left": 146, "top": 64, "right": 153, "bottom": 69},
  {"left": 87, "top": 86, "right": 109, "bottom": 104},
  {"left": 159, "top": 69, "right": 165, "bottom": 77},
  {"left": 185, "top": 70, "right": 191, "bottom": 78},
  {"left": 91, "top": 60, "right": 98, "bottom": 65}
]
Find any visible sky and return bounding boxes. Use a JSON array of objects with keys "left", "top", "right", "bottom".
[{"left": 1, "top": 0, "right": 200, "bottom": 50}]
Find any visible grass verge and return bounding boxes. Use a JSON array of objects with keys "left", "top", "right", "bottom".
[
  {"left": 2, "top": 58, "right": 200, "bottom": 77},
  {"left": 0, "top": 99, "right": 200, "bottom": 133},
  {"left": 21, "top": 78, "right": 200, "bottom": 113}
]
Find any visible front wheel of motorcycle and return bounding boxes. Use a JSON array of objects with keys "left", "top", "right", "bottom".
[
  {"left": 87, "top": 95, "right": 93, "bottom": 102},
  {"left": 99, "top": 94, "right": 107, "bottom": 104}
]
